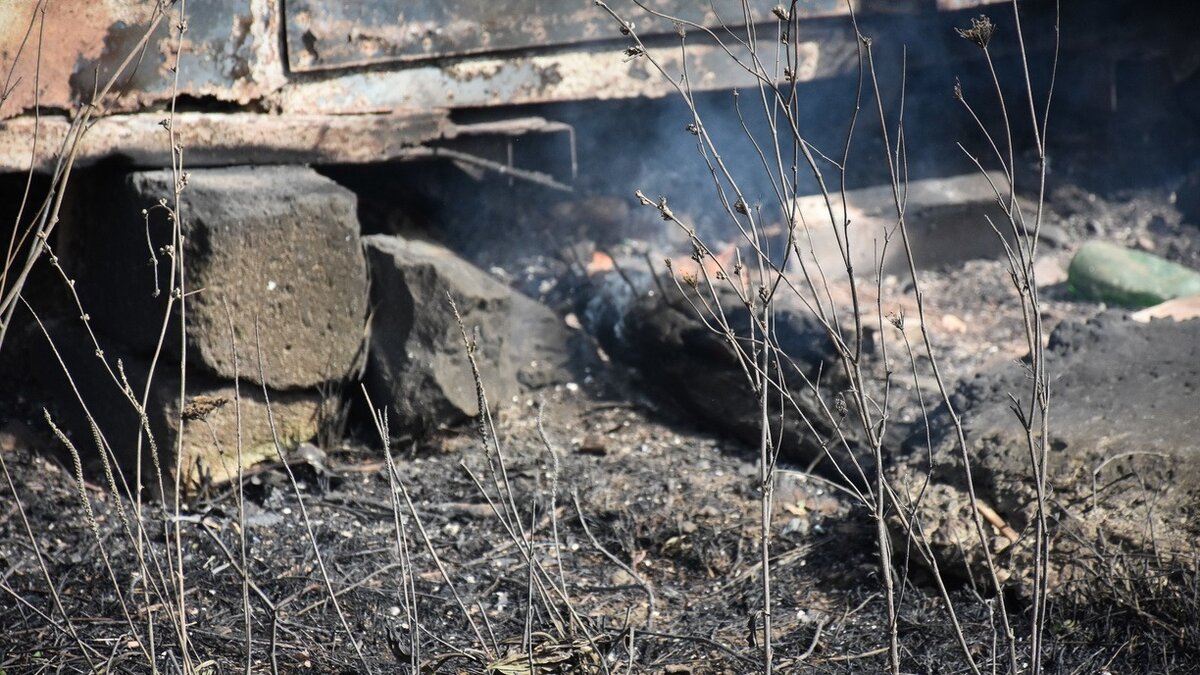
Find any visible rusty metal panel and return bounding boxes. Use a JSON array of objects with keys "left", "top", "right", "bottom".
[
  {"left": 0, "top": 0, "right": 273, "bottom": 119},
  {"left": 284, "top": 0, "right": 850, "bottom": 72}
]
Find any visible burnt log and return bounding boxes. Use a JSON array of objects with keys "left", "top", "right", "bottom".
[{"left": 610, "top": 282, "right": 876, "bottom": 487}]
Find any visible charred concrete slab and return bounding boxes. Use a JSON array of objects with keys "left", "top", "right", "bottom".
[
  {"left": 363, "top": 235, "right": 516, "bottom": 434},
  {"left": 67, "top": 165, "right": 368, "bottom": 390},
  {"left": 790, "top": 172, "right": 1068, "bottom": 277}
]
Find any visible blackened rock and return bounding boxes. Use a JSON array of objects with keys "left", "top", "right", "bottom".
[
  {"left": 508, "top": 291, "right": 576, "bottom": 390},
  {"left": 68, "top": 166, "right": 368, "bottom": 389},
  {"left": 363, "top": 235, "right": 516, "bottom": 433}
]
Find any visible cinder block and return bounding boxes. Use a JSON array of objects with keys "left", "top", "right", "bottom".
[{"left": 67, "top": 166, "right": 367, "bottom": 389}]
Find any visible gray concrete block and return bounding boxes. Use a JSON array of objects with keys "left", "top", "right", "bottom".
[{"left": 68, "top": 165, "right": 367, "bottom": 389}]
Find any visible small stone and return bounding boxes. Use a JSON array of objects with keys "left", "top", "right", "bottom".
[
  {"left": 1033, "top": 255, "right": 1069, "bottom": 287},
  {"left": 1131, "top": 293, "right": 1200, "bottom": 323},
  {"left": 940, "top": 314, "right": 968, "bottom": 333},
  {"left": 609, "top": 569, "right": 636, "bottom": 586},
  {"left": 578, "top": 433, "right": 608, "bottom": 456},
  {"left": 290, "top": 442, "right": 328, "bottom": 474}
]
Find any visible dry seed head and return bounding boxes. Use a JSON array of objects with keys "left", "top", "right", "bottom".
[
  {"left": 772, "top": 5, "right": 790, "bottom": 21},
  {"left": 956, "top": 15, "right": 994, "bottom": 49}
]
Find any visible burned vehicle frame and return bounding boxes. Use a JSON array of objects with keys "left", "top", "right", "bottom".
[{"left": 0, "top": 0, "right": 1019, "bottom": 182}]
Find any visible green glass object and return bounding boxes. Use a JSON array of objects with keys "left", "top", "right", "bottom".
[{"left": 1068, "top": 241, "right": 1200, "bottom": 308}]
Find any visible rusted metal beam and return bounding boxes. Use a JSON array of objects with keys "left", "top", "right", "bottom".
[
  {"left": 284, "top": 0, "right": 850, "bottom": 72},
  {"left": 0, "top": 111, "right": 450, "bottom": 172}
]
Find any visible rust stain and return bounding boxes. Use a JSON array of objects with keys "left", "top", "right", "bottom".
[
  {"left": 0, "top": 111, "right": 453, "bottom": 172},
  {"left": 3, "top": 1, "right": 272, "bottom": 121},
  {"left": 0, "top": 0, "right": 121, "bottom": 117}
]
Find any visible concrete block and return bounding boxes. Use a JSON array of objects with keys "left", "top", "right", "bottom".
[
  {"left": 17, "top": 319, "right": 327, "bottom": 494},
  {"left": 68, "top": 166, "right": 367, "bottom": 389}
]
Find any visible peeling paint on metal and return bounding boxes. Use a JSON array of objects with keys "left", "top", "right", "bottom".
[
  {"left": 282, "top": 0, "right": 849, "bottom": 72},
  {"left": 1, "top": 1, "right": 120, "bottom": 116}
]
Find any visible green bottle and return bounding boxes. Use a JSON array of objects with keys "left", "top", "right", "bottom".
[{"left": 1068, "top": 241, "right": 1200, "bottom": 308}]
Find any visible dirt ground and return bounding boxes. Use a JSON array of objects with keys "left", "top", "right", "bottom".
[{"left": 3, "top": 165, "right": 1199, "bottom": 674}]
